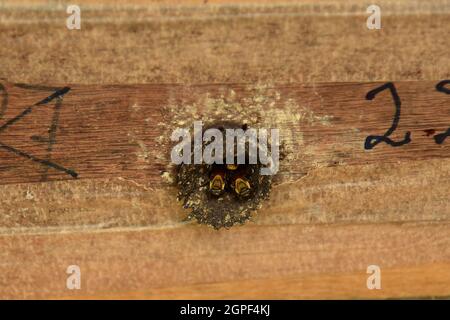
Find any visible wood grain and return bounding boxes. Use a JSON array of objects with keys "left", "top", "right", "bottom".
[
  {"left": 1, "top": 222, "right": 450, "bottom": 299},
  {"left": 0, "top": 80, "right": 449, "bottom": 299},
  {"left": 0, "top": 0, "right": 449, "bottom": 300},
  {"left": 0, "top": 80, "right": 448, "bottom": 186}
]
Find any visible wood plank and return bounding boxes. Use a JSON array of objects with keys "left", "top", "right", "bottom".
[
  {"left": 1, "top": 222, "right": 449, "bottom": 299},
  {"left": 0, "top": 80, "right": 448, "bottom": 186},
  {"left": 1, "top": 1, "right": 449, "bottom": 85},
  {"left": 0, "top": 80, "right": 449, "bottom": 299},
  {"left": 0, "top": 0, "right": 449, "bottom": 300}
]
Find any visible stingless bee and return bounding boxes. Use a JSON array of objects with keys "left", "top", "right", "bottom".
[
  {"left": 209, "top": 166, "right": 226, "bottom": 196},
  {"left": 209, "top": 164, "right": 251, "bottom": 198}
]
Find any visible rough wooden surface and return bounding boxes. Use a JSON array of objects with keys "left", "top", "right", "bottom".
[
  {"left": 1, "top": 0, "right": 449, "bottom": 84},
  {"left": 0, "top": 0, "right": 449, "bottom": 299},
  {"left": 0, "top": 80, "right": 449, "bottom": 299},
  {"left": 0, "top": 80, "right": 449, "bottom": 185}
]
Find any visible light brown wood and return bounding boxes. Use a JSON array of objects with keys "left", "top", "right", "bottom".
[
  {"left": 2, "top": 223, "right": 450, "bottom": 299},
  {"left": 0, "top": 0, "right": 449, "bottom": 299}
]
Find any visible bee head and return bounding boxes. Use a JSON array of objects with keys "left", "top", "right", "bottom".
[{"left": 209, "top": 174, "right": 225, "bottom": 196}]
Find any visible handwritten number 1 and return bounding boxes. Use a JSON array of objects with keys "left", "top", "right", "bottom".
[
  {"left": 364, "top": 82, "right": 411, "bottom": 150},
  {"left": 433, "top": 80, "right": 450, "bottom": 144}
]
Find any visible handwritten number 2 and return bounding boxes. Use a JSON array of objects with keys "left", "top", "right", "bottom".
[
  {"left": 433, "top": 80, "right": 450, "bottom": 144},
  {"left": 364, "top": 82, "right": 411, "bottom": 150}
]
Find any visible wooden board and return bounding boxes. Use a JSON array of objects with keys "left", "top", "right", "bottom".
[
  {"left": 0, "top": 80, "right": 449, "bottom": 186},
  {"left": 0, "top": 80, "right": 449, "bottom": 299},
  {"left": 0, "top": 0, "right": 449, "bottom": 299}
]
